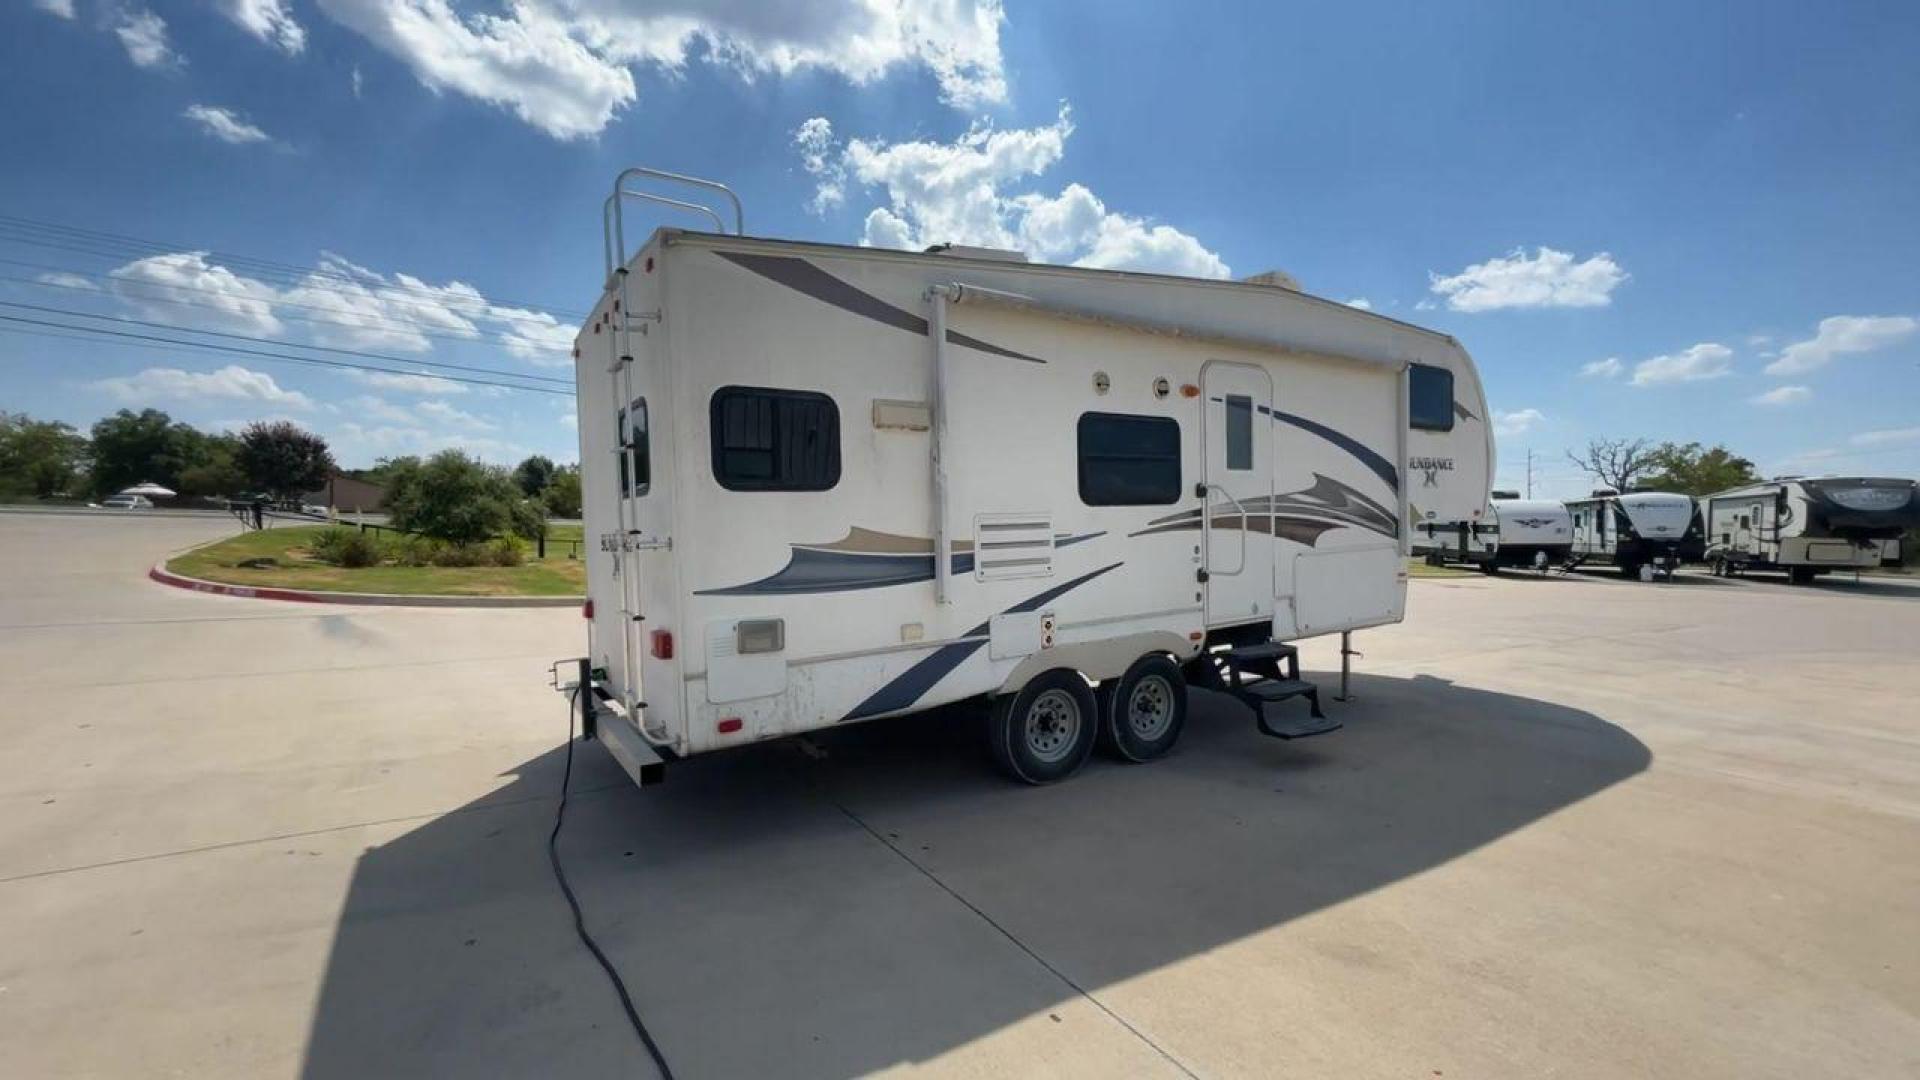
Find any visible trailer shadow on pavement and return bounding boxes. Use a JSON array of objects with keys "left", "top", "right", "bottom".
[{"left": 300, "top": 672, "right": 1650, "bottom": 1079}]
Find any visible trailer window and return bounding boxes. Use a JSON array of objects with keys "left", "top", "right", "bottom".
[
  {"left": 1409, "top": 364, "right": 1455, "bottom": 432},
  {"left": 618, "top": 398, "right": 650, "bottom": 497},
  {"left": 1224, "top": 395, "right": 1253, "bottom": 470},
  {"left": 710, "top": 386, "right": 841, "bottom": 492},
  {"left": 1078, "top": 412, "right": 1181, "bottom": 505}
]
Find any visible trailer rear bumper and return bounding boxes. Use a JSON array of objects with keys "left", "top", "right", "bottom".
[{"left": 592, "top": 699, "right": 668, "bottom": 787}]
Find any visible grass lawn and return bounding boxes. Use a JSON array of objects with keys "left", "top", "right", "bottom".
[
  {"left": 1405, "top": 557, "right": 1478, "bottom": 579},
  {"left": 168, "top": 525, "right": 586, "bottom": 597}
]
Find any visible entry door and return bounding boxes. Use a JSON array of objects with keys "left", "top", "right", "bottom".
[{"left": 1201, "top": 362, "right": 1275, "bottom": 626}]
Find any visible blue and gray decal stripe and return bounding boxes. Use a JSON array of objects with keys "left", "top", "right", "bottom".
[
  {"left": 717, "top": 251, "right": 1044, "bottom": 364},
  {"left": 840, "top": 562, "right": 1123, "bottom": 722}
]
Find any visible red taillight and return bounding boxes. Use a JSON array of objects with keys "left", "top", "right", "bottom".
[
  {"left": 581, "top": 598, "right": 594, "bottom": 619},
  {"left": 717, "top": 717, "right": 743, "bottom": 734},
  {"left": 650, "top": 629, "right": 674, "bottom": 660}
]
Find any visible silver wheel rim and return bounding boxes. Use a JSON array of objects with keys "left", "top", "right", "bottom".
[
  {"left": 1023, "top": 688, "right": 1082, "bottom": 764},
  {"left": 1126, "top": 675, "right": 1175, "bottom": 742}
]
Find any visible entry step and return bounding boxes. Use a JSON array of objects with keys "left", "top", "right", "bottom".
[
  {"left": 1219, "top": 641, "right": 1296, "bottom": 665},
  {"left": 1240, "top": 677, "right": 1316, "bottom": 702},
  {"left": 1256, "top": 710, "right": 1343, "bottom": 740}
]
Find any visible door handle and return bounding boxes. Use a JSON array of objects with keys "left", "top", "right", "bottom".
[{"left": 1198, "top": 482, "right": 1248, "bottom": 577}]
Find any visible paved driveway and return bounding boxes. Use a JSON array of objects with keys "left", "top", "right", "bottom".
[{"left": 2, "top": 515, "right": 1916, "bottom": 1078}]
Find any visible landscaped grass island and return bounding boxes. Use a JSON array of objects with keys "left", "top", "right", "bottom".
[{"left": 167, "top": 524, "right": 586, "bottom": 597}]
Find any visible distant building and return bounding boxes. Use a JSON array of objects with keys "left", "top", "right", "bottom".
[{"left": 303, "top": 472, "right": 388, "bottom": 512}]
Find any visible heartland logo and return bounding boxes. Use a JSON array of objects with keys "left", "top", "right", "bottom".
[
  {"left": 1409, "top": 456, "right": 1455, "bottom": 488},
  {"left": 1511, "top": 517, "right": 1556, "bottom": 529}
]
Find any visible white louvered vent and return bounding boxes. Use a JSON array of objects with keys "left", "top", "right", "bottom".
[{"left": 973, "top": 513, "right": 1054, "bottom": 581}]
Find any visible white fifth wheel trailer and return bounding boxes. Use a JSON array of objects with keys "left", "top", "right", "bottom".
[
  {"left": 1702, "top": 476, "right": 1920, "bottom": 583},
  {"left": 1483, "top": 496, "right": 1572, "bottom": 574},
  {"left": 1564, "top": 490, "right": 1699, "bottom": 581},
  {"left": 565, "top": 168, "right": 1491, "bottom": 787}
]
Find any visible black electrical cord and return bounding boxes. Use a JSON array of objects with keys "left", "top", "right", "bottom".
[{"left": 550, "top": 688, "right": 676, "bottom": 1079}]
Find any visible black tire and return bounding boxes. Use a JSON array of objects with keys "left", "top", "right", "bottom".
[
  {"left": 988, "top": 669, "right": 1098, "bottom": 784},
  {"left": 1096, "top": 655, "right": 1188, "bottom": 763},
  {"left": 1619, "top": 561, "right": 1642, "bottom": 581},
  {"left": 1480, "top": 560, "right": 1499, "bottom": 575},
  {"left": 1789, "top": 567, "right": 1816, "bottom": 585}
]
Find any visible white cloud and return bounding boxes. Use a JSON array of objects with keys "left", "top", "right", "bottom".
[
  {"left": 1750, "top": 385, "right": 1810, "bottom": 407},
  {"left": 1746, "top": 333, "right": 1773, "bottom": 347},
  {"left": 1764, "top": 315, "right": 1918, "bottom": 376},
  {"left": 313, "top": 0, "right": 1006, "bottom": 140},
  {"left": 330, "top": 421, "right": 529, "bottom": 464},
  {"left": 91, "top": 364, "right": 314, "bottom": 409},
  {"left": 1428, "top": 247, "right": 1628, "bottom": 312},
  {"left": 344, "top": 395, "right": 420, "bottom": 424},
  {"left": 1851, "top": 427, "right": 1920, "bottom": 447},
  {"left": 1631, "top": 342, "right": 1733, "bottom": 386},
  {"left": 33, "top": 0, "right": 76, "bottom": 19},
  {"left": 217, "top": 0, "right": 307, "bottom": 53},
  {"left": 110, "top": 252, "right": 284, "bottom": 336},
  {"left": 36, "top": 271, "right": 99, "bottom": 291},
  {"left": 1344, "top": 298, "right": 1372, "bottom": 310},
  {"left": 351, "top": 66, "right": 365, "bottom": 98},
  {"left": 345, "top": 369, "right": 469, "bottom": 395},
  {"left": 559, "top": 410, "right": 577, "bottom": 429},
  {"left": 184, "top": 104, "right": 272, "bottom": 145},
  {"left": 795, "top": 117, "right": 845, "bottom": 213},
  {"left": 1493, "top": 408, "right": 1546, "bottom": 436},
  {"left": 101, "top": 249, "right": 573, "bottom": 370},
  {"left": 415, "top": 398, "right": 494, "bottom": 429},
  {"left": 810, "top": 109, "right": 1230, "bottom": 279},
  {"left": 114, "top": 7, "right": 180, "bottom": 69},
  {"left": 1579, "top": 356, "right": 1623, "bottom": 379}
]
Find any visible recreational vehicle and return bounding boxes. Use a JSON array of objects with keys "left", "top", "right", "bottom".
[
  {"left": 1564, "top": 490, "right": 1698, "bottom": 581},
  {"left": 1484, "top": 496, "right": 1573, "bottom": 573},
  {"left": 567, "top": 168, "right": 1491, "bottom": 787},
  {"left": 1702, "top": 476, "right": 1920, "bottom": 582}
]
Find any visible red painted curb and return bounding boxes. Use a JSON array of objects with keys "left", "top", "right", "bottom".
[{"left": 146, "top": 563, "right": 579, "bottom": 608}]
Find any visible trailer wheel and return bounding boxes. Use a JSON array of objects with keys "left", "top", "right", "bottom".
[
  {"left": 1096, "top": 655, "right": 1188, "bottom": 763},
  {"left": 1789, "top": 567, "right": 1816, "bottom": 585},
  {"left": 989, "top": 670, "right": 1098, "bottom": 784}
]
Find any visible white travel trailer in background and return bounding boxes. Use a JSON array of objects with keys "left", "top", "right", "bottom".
[
  {"left": 1703, "top": 476, "right": 1920, "bottom": 582},
  {"left": 566, "top": 169, "right": 1492, "bottom": 787},
  {"left": 1564, "top": 490, "right": 1699, "bottom": 581},
  {"left": 1485, "top": 495, "right": 1573, "bottom": 573}
]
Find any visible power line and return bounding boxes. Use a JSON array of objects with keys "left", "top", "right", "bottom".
[
  {"left": 0, "top": 259, "right": 573, "bottom": 355},
  {"left": 0, "top": 300, "right": 572, "bottom": 385},
  {"left": 0, "top": 314, "right": 573, "bottom": 396},
  {"left": 0, "top": 213, "right": 593, "bottom": 320}
]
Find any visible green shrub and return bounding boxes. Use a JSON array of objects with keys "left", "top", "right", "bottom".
[
  {"left": 307, "top": 527, "right": 355, "bottom": 563},
  {"left": 486, "top": 537, "right": 524, "bottom": 567},
  {"left": 386, "top": 534, "right": 436, "bottom": 567},
  {"left": 431, "top": 543, "right": 489, "bottom": 567},
  {"left": 308, "top": 527, "right": 382, "bottom": 568},
  {"left": 337, "top": 532, "right": 382, "bottom": 568}
]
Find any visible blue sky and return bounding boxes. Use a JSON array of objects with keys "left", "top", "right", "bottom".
[{"left": 2, "top": 0, "right": 1916, "bottom": 493}]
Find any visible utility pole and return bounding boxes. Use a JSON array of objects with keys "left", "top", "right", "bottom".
[{"left": 1526, "top": 447, "right": 1534, "bottom": 498}]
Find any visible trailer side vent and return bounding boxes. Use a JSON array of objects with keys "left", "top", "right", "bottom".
[{"left": 973, "top": 513, "right": 1055, "bottom": 581}]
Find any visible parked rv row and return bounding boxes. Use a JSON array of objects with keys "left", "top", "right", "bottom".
[{"left": 1418, "top": 476, "right": 1918, "bottom": 583}]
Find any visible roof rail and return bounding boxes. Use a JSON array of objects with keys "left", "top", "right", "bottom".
[{"left": 602, "top": 166, "right": 745, "bottom": 283}]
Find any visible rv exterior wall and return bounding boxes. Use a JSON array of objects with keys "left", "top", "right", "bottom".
[{"left": 576, "top": 230, "right": 1492, "bottom": 758}]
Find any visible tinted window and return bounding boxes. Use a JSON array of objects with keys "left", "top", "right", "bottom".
[
  {"left": 1410, "top": 363, "right": 1455, "bottom": 431},
  {"left": 710, "top": 386, "right": 840, "bottom": 491},
  {"left": 619, "top": 398, "right": 650, "bottom": 497},
  {"left": 1078, "top": 412, "right": 1181, "bottom": 505},
  {"left": 1224, "top": 394, "right": 1253, "bottom": 470}
]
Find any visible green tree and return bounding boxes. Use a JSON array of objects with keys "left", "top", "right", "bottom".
[
  {"left": 88, "top": 408, "right": 212, "bottom": 496},
  {"left": 384, "top": 450, "right": 519, "bottom": 544},
  {"left": 1642, "top": 442, "right": 1760, "bottom": 496},
  {"left": 236, "top": 421, "right": 335, "bottom": 503},
  {"left": 0, "top": 412, "right": 90, "bottom": 498},
  {"left": 175, "top": 434, "right": 245, "bottom": 499},
  {"left": 513, "top": 454, "right": 556, "bottom": 497},
  {"left": 542, "top": 465, "right": 582, "bottom": 518}
]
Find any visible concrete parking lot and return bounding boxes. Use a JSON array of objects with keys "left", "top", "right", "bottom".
[{"left": 2, "top": 513, "right": 1917, "bottom": 1078}]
